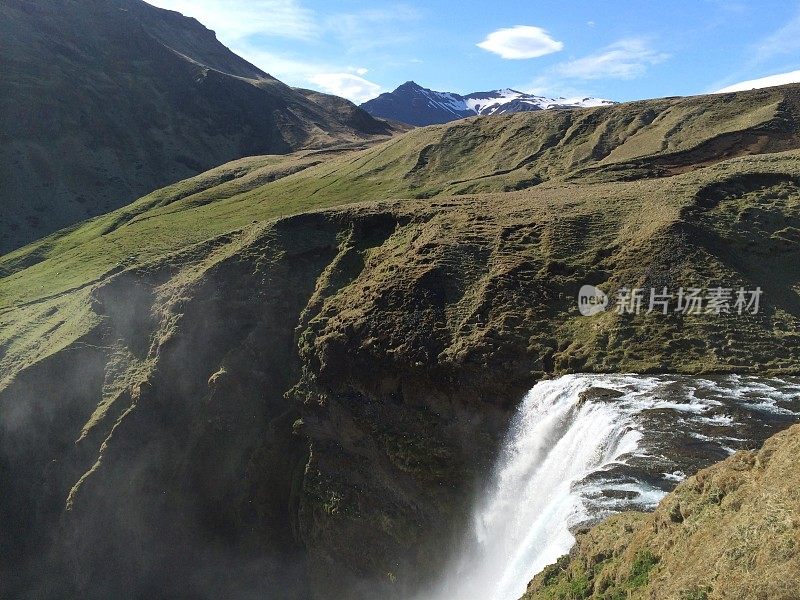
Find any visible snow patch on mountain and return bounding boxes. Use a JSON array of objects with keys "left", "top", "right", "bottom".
[
  {"left": 715, "top": 70, "right": 800, "bottom": 94},
  {"left": 464, "top": 89, "right": 615, "bottom": 115},
  {"left": 411, "top": 86, "right": 614, "bottom": 117},
  {"left": 417, "top": 87, "right": 469, "bottom": 116}
]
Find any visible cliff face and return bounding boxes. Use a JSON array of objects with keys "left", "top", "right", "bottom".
[
  {"left": 0, "top": 206, "right": 516, "bottom": 598},
  {"left": 2, "top": 87, "right": 800, "bottom": 597},
  {"left": 3, "top": 165, "right": 800, "bottom": 598},
  {"left": 522, "top": 423, "right": 800, "bottom": 600}
]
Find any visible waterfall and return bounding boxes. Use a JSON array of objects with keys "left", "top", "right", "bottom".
[
  {"left": 423, "top": 373, "right": 800, "bottom": 600},
  {"left": 427, "top": 375, "right": 642, "bottom": 600}
]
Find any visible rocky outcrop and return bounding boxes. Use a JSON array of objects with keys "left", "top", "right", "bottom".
[{"left": 0, "top": 207, "right": 514, "bottom": 598}]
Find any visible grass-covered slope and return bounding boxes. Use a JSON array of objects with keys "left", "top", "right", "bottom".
[
  {"left": 2, "top": 85, "right": 800, "bottom": 598},
  {"left": 3, "top": 83, "right": 800, "bottom": 310},
  {"left": 523, "top": 423, "right": 800, "bottom": 600},
  {"left": 0, "top": 0, "right": 397, "bottom": 252}
]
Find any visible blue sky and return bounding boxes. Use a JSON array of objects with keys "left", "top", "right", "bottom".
[{"left": 147, "top": 0, "right": 800, "bottom": 103}]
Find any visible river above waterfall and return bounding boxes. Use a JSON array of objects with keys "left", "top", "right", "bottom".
[{"left": 424, "top": 374, "right": 800, "bottom": 600}]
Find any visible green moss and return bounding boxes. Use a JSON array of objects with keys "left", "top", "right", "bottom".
[
  {"left": 628, "top": 549, "right": 659, "bottom": 588},
  {"left": 533, "top": 564, "right": 592, "bottom": 600}
]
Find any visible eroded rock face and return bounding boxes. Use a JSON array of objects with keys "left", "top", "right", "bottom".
[
  {"left": 0, "top": 207, "right": 516, "bottom": 598},
  {"left": 2, "top": 158, "right": 800, "bottom": 598}
]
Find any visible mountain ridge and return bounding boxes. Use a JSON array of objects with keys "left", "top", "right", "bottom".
[
  {"left": 360, "top": 80, "right": 615, "bottom": 126},
  {"left": 0, "top": 0, "right": 398, "bottom": 253}
]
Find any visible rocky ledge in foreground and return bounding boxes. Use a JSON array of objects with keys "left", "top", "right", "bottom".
[{"left": 523, "top": 423, "right": 800, "bottom": 600}]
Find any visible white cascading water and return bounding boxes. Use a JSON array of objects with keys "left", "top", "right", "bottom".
[
  {"left": 427, "top": 375, "right": 642, "bottom": 600},
  {"left": 423, "top": 373, "right": 800, "bottom": 600}
]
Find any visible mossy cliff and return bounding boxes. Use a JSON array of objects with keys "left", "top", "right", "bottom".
[
  {"left": 522, "top": 423, "right": 800, "bottom": 600},
  {"left": 2, "top": 86, "right": 800, "bottom": 597}
]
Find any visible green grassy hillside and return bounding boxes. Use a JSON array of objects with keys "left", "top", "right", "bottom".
[
  {"left": 0, "top": 0, "right": 397, "bottom": 253},
  {"left": 3, "top": 84, "right": 799, "bottom": 309}
]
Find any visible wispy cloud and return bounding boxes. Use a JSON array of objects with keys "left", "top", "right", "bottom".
[
  {"left": 520, "top": 76, "right": 594, "bottom": 99},
  {"left": 229, "top": 45, "right": 381, "bottom": 102},
  {"left": 146, "top": 1, "right": 405, "bottom": 102},
  {"left": 715, "top": 69, "right": 800, "bottom": 93},
  {"left": 327, "top": 5, "right": 422, "bottom": 52},
  {"left": 554, "top": 38, "right": 669, "bottom": 80},
  {"left": 703, "top": 0, "right": 748, "bottom": 13},
  {"left": 145, "top": 0, "right": 318, "bottom": 41},
  {"left": 516, "top": 38, "right": 668, "bottom": 99},
  {"left": 706, "top": 6, "right": 800, "bottom": 93},
  {"left": 307, "top": 72, "right": 383, "bottom": 103},
  {"left": 752, "top": 11, "right": 800, "bottom": 64},
  {"left": 477, "top": 25, "right": 564, "bottom": 59},
  {"left": 227, "top": 46, "right": 328, "bottom": 80}
]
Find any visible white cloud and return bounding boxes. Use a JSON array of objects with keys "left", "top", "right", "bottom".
[
  {"left": 143, "top": 1, "right": 399, "bottom": 102},
  {"left": 520, "top": 75, "right": 592, "bottom": 99},
  {"left": 703, "top": 0, "right": 747, "bottom": 13},
  {"left": 516, "top": 38, "right": 668, "bottom": 99},
  {"left": 477, "top": 25, "right": 564, "bottom": 59},
  {"left": 307, "top": 73, "right": 382, "bottom": 103},
  {"left": 715, "top": 70, "right": 800, "bottom": 93},
  {"left": 555, "top": 38, "right": 668, "bottom": 80},
  {"left": 708, "top": 8, "right": 800, "bottom": 92},
  {"left": 229, "top": 46, "right": 325, "bottom": 81},
  {"left": 144, "top": 0, "right": 318, "bottom": 41},
  {"left": 228, "top": 45, "right": 380, "bottom": 102}
]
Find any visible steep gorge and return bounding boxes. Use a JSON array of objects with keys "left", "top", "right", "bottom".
[
  {"left": 3, "top": 87, "right": 800, "bottom": 597},
  {"left": 3, "top": 166, "right": 800, "bottom": 597}
]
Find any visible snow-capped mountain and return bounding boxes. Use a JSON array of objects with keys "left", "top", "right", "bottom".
[
  {"left": 464, "top": 89, "right": 614, "bottom": 114},
  {"left": 360, "top": 81, "right": 615, "bottom": 127}
]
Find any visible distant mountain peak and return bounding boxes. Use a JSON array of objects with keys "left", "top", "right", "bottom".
[{"left": 361, "top": 82, "right": 616, "bottom": 127}]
